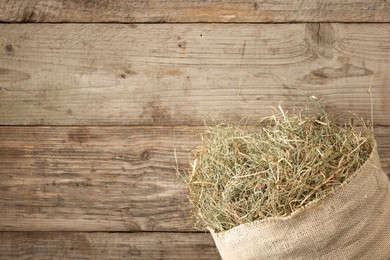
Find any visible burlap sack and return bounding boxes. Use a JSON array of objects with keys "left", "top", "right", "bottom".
[{"left": 210, "top": 147, "right": 390, "bottom": 260}]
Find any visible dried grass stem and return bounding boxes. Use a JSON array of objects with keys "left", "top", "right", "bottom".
[{"left": 181, "top": 105, "right": 374, "bottom": 232}]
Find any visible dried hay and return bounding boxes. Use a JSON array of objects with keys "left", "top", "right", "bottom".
[{"left": 180, "top": 99, "right": 374, "bottom": 232}]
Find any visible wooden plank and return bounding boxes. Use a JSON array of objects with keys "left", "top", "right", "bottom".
[
  {"left": 1, "top": 126, "right": 389, "bottom": 232},
  {"left": 0, "top": 0, "right": 389, "bottom": 23},
  {"left": 0, "top": 126, "right": 196, "bottom": 231},
  {"left": 1, "top": 24, "right": 389, "bottom": 126},
  {"left": 0, "top": 232, "right": 220, "bottom": 260}
]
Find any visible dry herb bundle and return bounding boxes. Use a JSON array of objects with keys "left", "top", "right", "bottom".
[{"left": 182, "top": 103, "right": 374, "bottom": 232}]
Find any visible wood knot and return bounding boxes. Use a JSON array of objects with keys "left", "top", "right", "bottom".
[
  {"left": 302, "top": 64, "right": 373, "bottom": 84},
  {"left": 177, "top": 40, "right": 187, "bottom": 49},
  {"left": 5, "top": 44, "right": 13, "bottom": 52},
  {"left": 140, "top": 150, "right": 151, "bottom": 161},
  {"left": 305, "top": 23, "right": 336, "bottom": 58}
]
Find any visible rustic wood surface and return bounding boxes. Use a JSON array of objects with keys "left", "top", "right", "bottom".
[
  {"left": 0, "top": 0, "right": 389, "bottom": 23},
  {"left": 1, "top": 24, "right": 389, "bottom": 126},
  {"left": 0, "top": 126, "right": 194, "bottom": 231},
  {"left": 1, "top": 2, "right": 390, "bottom": 258},
  {"left": 0, "top": 232, "right": 220, "bottom": 259},
  {"left": 1, "top": 126, "right": 389, "bottom": 232}
]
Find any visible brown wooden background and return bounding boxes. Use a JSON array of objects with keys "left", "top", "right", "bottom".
[{"left": 0, "top": 1, "right": 390, "bottom": 259}]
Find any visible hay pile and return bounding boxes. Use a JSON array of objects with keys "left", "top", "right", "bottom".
[{"left": 182, "top": 103, "right": 374, "bottom": 232}]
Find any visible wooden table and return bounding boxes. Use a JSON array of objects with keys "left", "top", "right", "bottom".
[{"left": 1, "top": 1, "right": 389, "bottom": 259}]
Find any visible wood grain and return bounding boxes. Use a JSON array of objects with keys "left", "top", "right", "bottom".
[
  {"left": 0, "top": 126, "right": 196, "bottom": 231},
  {"left": 1, "top": 24, "right": 389, "bottom": 126},
  {"left": 0, "top": 0, "right": 389, "bottom": 23},
  {"left": 0, "top": 232, "right": 220, "bottom": 260},
  {"left": 1, "top": 126, "right": 389, "bottom": 232}
]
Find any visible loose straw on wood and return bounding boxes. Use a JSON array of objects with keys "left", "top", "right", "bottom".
[{"left": 181, "top": 101, "right": 374, "bottom": 232}]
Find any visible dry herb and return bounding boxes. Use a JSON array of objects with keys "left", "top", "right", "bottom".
[{"left": 181, "top": 100, "right": 374, "bottom": 232}]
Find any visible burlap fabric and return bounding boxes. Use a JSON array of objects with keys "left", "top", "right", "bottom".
[{"left": 210, "top": 147, "right": 390, "bottom": 260}]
